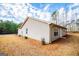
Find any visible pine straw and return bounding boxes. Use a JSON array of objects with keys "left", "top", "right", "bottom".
[{"left": 0, "top": 33, "right": 79, "bottom": 56}]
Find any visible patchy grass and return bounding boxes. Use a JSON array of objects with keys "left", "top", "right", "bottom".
[{"left": 0, "top": 33, "right": 79, "bottom": 56}]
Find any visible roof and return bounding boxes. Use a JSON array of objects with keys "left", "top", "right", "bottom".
[
  {"left": 19, "top": 17, "right": 29, "bottom": 29},
  {"left": 50, "top": 23, "right": 67, "bottom": 29},
  {"left": 19, "top": 16, "right": 67, "bottom": 29}
]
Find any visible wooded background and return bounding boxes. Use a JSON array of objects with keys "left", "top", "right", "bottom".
[{"left": 0, "top": 20, "right": 19, "bottom": 34}]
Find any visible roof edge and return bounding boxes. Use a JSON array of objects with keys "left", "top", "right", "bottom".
[{"left": 18, "top": 16, "right": 67, "bottom": 29}]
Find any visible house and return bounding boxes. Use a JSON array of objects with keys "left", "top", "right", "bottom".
[{"left": 18, "top": 17, "right": 67, "bottom": 44}]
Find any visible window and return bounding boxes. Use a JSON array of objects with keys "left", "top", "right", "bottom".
[
  {"left": 54, "top": 32, "right": 58, "bottom": 36},
  {"left": 26, "top": 28, "right": 28, "bottom": 34}
]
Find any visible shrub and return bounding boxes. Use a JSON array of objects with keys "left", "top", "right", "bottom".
[
  {"left": 19, "top": 35, "right": 21, "bottom": 37},
  {"left": 41, "top": 38, "right": 46, "bottom": 45},
  {"left": 25, "top": 36, "right": 28, "bottom": 39}
]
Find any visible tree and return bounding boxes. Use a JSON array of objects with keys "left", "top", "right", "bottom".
[
  {"left": 0, "top": 20, "right": 19, "bottom": 34},
  {"left": 51, "top": 10, "right": 58, "bottom": 24}
]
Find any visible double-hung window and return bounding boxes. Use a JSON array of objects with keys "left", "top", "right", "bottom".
[
  {"left": 26, "top": 28, "right": 28, "bottom": 34},
  {"left": 54, "top": 31, "right": 58, "bottom": 36}
]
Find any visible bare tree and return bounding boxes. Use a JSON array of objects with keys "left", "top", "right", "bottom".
[{"left": 51, "top": 10, "right": 58, "bottom": 24}]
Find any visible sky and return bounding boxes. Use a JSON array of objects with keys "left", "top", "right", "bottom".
[
  {"left": 31, "top": 3, "right": 72, "bottom": 12},
  {"left": 0, "top": 3, "right": 74, "bottom": 24}
]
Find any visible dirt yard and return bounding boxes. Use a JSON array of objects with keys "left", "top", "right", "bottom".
[{"left": 0, "top": 33, "right": 79, "bottom": 56}]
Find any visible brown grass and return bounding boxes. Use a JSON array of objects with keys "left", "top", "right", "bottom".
[{"left": 0, "top": 33, "right": 79, "bottom": 56}]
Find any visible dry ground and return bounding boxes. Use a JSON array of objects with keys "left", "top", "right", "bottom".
[{"left": 0, "top": 33, "right": 79, "bottom": 56}]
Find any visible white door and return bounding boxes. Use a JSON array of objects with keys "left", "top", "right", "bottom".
[{"left": 60, "top": 28, "right": 63, "bottom": 37}]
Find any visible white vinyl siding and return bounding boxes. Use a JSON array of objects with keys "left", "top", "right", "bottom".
[{"left": 22, "top": 18, "right": 50, "bottom": 44}]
